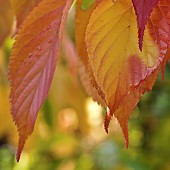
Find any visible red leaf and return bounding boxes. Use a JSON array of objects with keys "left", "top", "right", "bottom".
[
  {"left": 148, "top": 0, "right": 170, "bottom": 80},
  {"left": 132, "top": 0, "right": 160, "bottom": 50},
  {"left": 8, "top": 0, "right": 73, "bottom": 161}
]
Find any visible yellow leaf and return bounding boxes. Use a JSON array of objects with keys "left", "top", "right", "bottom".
[
  {"left": 76, "top": 0, "right": 106, "bottom": 105},
  {"left": 86, "top": 0, "right": 160, "bottom": 145},
  {"left": 86, "top": 0, "right": 159, "bottom": 108}
]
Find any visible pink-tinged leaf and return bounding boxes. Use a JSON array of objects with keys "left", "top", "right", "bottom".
[
  {"left": 148, "top": 0, "right": 170, "bottom": 80},
  {"left": 8, "top": 0, "right": 73, "bottom": 161},
  {"left": 105, "top": 68, "right": 159, "bottom": 147},
  {"left": 132, "top": 0, "right": 160, "bottom": 50}
]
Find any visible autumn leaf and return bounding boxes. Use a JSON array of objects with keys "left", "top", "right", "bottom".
[
  {"left": 76, "top": 0, "right": 105, "bottom": 105},
  {"left": 0, "top": 0, "right": 13, "bottom": 46},
  {"left": 6, "top": 0, "right": 170, "bottom": 160},
  {"left": 104, "top": 69, "right": 159, "bottom": 147},
  {"left": 11, "top": 0, "right": 43, "bottom": 30},
  {"left": 8, "top": 0, "right": 73, "bottom": 161},
  {"left": 86, "top": 0, "right": 162, "bottom": 145},
  {"left": 76, "top": 0, "right": 99, "bottom": 65},
  {"left": 132, "top": 0, "right": 160, "bottom": 50},
  {"left": 79, "top": 62, "right": 106, "bottom": 105},
  {"left": 104, "top": 0, "right": 170, "bottom": 145},
  {"left": 148, "top": 0, "right": 170, "bottom": 79}
]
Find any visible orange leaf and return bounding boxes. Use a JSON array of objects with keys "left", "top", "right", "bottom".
[
  {"left": 8, "top": 0, "right": 73, "bottom": 161},
  {"left": 79, "top": 62, "right": 106, "bottom": 105},
  {"left": 86, "top": 0, "right": 161, "bottom": 145},
  {"left": 104, "top": 68, "right": 159, "bottom": 146},
  {"left": 76, "top": 0, "right": 106, "bottom": 105},
  {"left": 11, "top": 0, "right": 42, "bottom": 30},
  {"left": 76, "top": 0, "right": 101, "bottom": 65}
]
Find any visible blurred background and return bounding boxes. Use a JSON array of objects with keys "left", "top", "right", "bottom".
[{"left": 0, "top": 1, "right": 170, "bottom": 170}]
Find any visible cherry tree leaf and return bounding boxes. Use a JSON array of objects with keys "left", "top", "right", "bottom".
[
  {"left": 132, "top": 0, "right": 160, "bottom": 50},
  {"left": 148, "top": 0, "right": 170, "bottom": 78},
  {"left": 79, "top": 62, "right": 106, "bottom": 105},
  {"left": 0, "top": 0, "right": 13, "bottom": 46},
  {"left": 76, "top": 0, "right": 100, "bottom": 65},
  {"left": 86, "top": 0, "right": 162, "bottom": 145},
  {"left": 11, "top": 0, "right": 42, "bottom": 30},
  {"left": 105, "top": 0, "right": 170, "bottom": 142},
  {"left": 8, "top": 0, "right": 73, "bottom": 161},
  {"left": 76, "top": 0, "right": 105, "bottom": 105},
  {"left": 104, "top": 69, "right": 159, "bottom": 146}
]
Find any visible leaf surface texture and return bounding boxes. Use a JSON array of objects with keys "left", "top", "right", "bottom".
[
  {"left": 132, "top": 0, "right": 160, "bottom": 50},
  {"left": 86, "top": 0, "right": 162, "bottom": 145},
  {"left": 9, "top": 0, "right": 73, "bottom": 161}
]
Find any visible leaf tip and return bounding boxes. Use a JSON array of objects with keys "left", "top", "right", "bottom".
[
  {"left": 139, "top": 41, "right": 143, "bottom": 52},
  {"left": 16, "top": 133, "right": 28, "bottom": 162},
  {"left": 121, "top": 121, "right": 129, "bottom": 149},
  {"left": 117, "top": 118, "right": 129, "bottom": 149},
  {"left": 138, "top": 29, "right": 144, "bottom": 51},
  {"left": 104, "top": 107, "right": 111, "bottom": 134}
]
